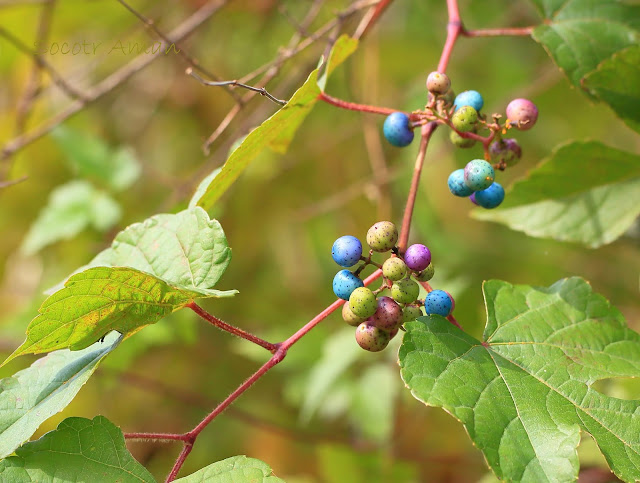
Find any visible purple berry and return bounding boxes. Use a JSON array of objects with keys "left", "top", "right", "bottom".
[
  {"left": 469, "top": 193, "right": 478, "bottom": 205},
  {"left": 404, "top": 244, "right": 431, "bottom": 272},
  {"left": 355, "top": 322, "right": 391, "bottom": 352},
  {"left": 489, "top": 138, "right": 522, "bottom": 167},
  {"left": 370, "top": 296, "right": 403, "bottom": 331},
  {"left": 506, "top": 98, "right": 538, "bottom": 131}
]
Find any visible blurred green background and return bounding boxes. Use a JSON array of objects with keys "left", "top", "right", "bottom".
[{"left": 0, "top": 0, "right": 638, "bottom": 481}]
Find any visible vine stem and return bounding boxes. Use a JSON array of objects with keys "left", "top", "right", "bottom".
[
  {"left": 463, "top": 26, "right": 534, "bottom": 37},
  {"left": 317, "top": 91, "right": 401, "bottom": 116}
]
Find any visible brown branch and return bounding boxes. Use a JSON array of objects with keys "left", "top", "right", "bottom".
[{"left": 463, "top": 26, "right": 535, "bottom": 37}]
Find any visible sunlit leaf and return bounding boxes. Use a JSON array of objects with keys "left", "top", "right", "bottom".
[{"left": 174, "top": 455, "right": 284, "bottom": 482}]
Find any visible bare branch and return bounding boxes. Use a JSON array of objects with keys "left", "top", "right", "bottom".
[{"left": 186, "top": 68, "right": 286, "bottom": 105}]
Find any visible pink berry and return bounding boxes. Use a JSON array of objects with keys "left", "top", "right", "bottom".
[
  {"left": 404, "top": 244, "right": 432, "bottom": 272},
  {"left": 506, "top": 98, "right": 538, "bottom": 131},
  {"left": 370, "top": 296, "right": 403, "bottom": 331}
]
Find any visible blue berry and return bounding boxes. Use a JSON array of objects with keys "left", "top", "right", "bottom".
[
  {"left": 331, "top": 235, "right": 362, "bottom": 267},
  {"left": 424, "top": 289, "right": 453, "bottom": 317},
  {"left": 448, "top": 169, "right": 474, "bottom": 197},
  {"left": 454, "top": 90, "right": 484, "bottom": 112},
  {"left": 464, "top": 159, "right": 494, "bottom": 191},
  {"left": 332, "top": 270, "right": 363, "bottom": 300},
  {"left": 474, "top": 182, "right": 505, "bottom": 209},
  {"left": 383, "top": 112, "right": 414, "bottom": 147}
]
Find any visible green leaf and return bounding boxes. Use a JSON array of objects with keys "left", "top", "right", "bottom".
[
  {"left": 530, "top": 0, "right": 640, "bottom": 88},
  {"left": 0, "top": 332, "right": 122, "bottom": 458},
  {"left": 472, "top": 141, "right": 640, "bottom": 248},
  {"left": 21, "top": 180, "right": 121, "bottom": 255},
  {"left": 399, "top": 277, "right": 640, "bottom": 482},
  {"left": 174, "top": 455, "right": 284, "bottom": 482},
  {"left": 4, "top": 266, "right": 232, "bottom": 365},
  {"left": 582, "top": 45, "right": 640, "bottom": 134},
  {"left": 52, "top": 126, "right": 141, "bottom": 191},
  {"left": 196, "top": 35, "right": 358, "bottom": 210},
  {"left": 189, "top": 168, "right": 221, "bottom": 209},
  {"left": 0, "top": 416, "right": 155, "bottom": 482}
]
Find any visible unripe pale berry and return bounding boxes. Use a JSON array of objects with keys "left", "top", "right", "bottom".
[
  {"left": 506, "top": 98, "right": 538, "bottom": 130},
  {"left": 382, "top": 257, "right": 407, "bottom": 281},
  {"left": 441, "top": 88, "right": 456, "bottom": 105},
  {"left": 416, "top": 263, "right": 435, "bottom": 282},
  {"left": 331, "top": 235, "right": 362, "bottom": 267},
  {"left": 342, "top": 302, "right": 366, "bottom": 327},
  {"left": 450, "top": 129, "right": 476, "bottom": 148},
  {"left": 451, "top": 106, "right": 478, "bottom": 133},
  {"left": 424, "top": 289, "right": 453, "bottom": 317},
  {"left": 404, "top": 244, "right": 431, "bottom": 272},
  {"left": 349, "top": 287, "right": 377, "bottom": 318},
  {"left": 464, "top": 159, "right": 495, "bottom": 191},
  {"left": 489, "top": 138, "right": 522, "bottom": 167},
  {"left": 366, "top": 221, "right": 398, "bottom": 252},
  {"left": 333, "top": 270, "right": 363, "bottom": 300},
  {"left": 370, "top": 296, "right": 403, "bottom": 331},
  {"left": 383, "top": 112, "right": 414, "bottom": 147},
  {"left": 402, "top": 305, "right": 423, "bottom": 323},
  {"left": 454, "top": 90, "right": 484, "bottom": 112},
  {"left": 474, "top": 182, "right": 505, "bottom": 209},
  {"left": 448, "top": 169, "right": 474, "bottom": 197},
  {"left": 426, "top": 71, "right": 451, "bottom": 95},
  {"left": 355, "top": 322, "right": 391, "bottom": 352},
  {"left": 391, "top": 279, "right": 420, "bottom": 304}
]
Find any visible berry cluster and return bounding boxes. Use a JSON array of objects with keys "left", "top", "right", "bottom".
[{"left": 331, "top": 221, "right": 454, "bottom": 353}]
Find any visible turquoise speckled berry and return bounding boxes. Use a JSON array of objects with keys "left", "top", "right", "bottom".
[
  {"left": 366, "top": 221, "right": 398, "bottom": 252},
  {"left": 383, "top": 112, "right": 414, "bottom": 147},
  {"left": 424, "top": 289, "right": 453, "bottom": 317},
  {"left": 474, "top": 181, "right": 505, "bottom": 209},
  {"left": 355, "top": 322, "right": 391, "bottom": 352},
  {"left": 349, "top": 287, "right": 378, "bottom": 318},
  {"left": 402, "top": 305, "right": 423, "bottom": 323},
  {"left": 331, "top": 235, "right": 362, "bottom": 267},
  {"left": 506, "top": 98, "right": 538, "bottom": 131},
  {"left": 426, "top": 71, "right": 451, "bottom": 95},
  {"left": 448, "top": 169, "right": 474, "bottom": 197},
  {"left": 404, "top": 244, "right": 431, "bottom": 272},
  {"left": 415, "top": 263, "right": 435, "bottom": 282},
  {"left": 464, "top": 159, "right": 494, "bottom": 191},
  {"left": 382, "top": 257, "right": 407, "bottom": 281},
  {"left": 370, "top": 296, "right": 403, "bottom": 331},
  {"left": 332, "top": 270, "right": 363, "bottom": 300},
  {"left": 451, "top": 106, "right": 478, "bottom": 133},
  {"left": 454, "top": 90, "right": 484, "bottom": 112},
  {"left": 391, "top": 279, "right": 420, "bottom": 304},
  {"left": 342, "top": 302, "right": 366, "bottom": 327}
]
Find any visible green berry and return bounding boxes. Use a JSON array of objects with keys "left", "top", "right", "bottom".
[
  {"left": 355, "top": 322, "right": 391, "bottom": 352},
  {"left": 463, "top": 159, "right": 495, "bottom": 191},
  {"left": 402, "top": 305, "right": 423, "bottom": 323},
  {"left": 450, "top": 129, "right": 476, "bottom": 148},
  {"left": 348, "top": 287, "right": 377, "bottom": 318},
  {"left": 391, "top": 279, "right": 420, "bottom": 304},
  {"left": 451, "top": 106, "right": 478, "bottom": 133},
  {"left": 382, "top": 257, "right": 407, "bottom": 281},
  {"left": 366, "top": 221, "right": 398, "bottom": 252},
  {"left": 426, "top": 71, "right": 451, "bottom": 95},
  {"left": 416, "top": 263, "right": 435, "bottom": 282},
  {"left": 342, "top": 302, "right": 366, "bottom": 327}
]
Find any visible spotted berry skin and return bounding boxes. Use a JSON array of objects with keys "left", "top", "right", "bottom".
[
  {"left": 489, "top": 138, "right": 522, "bottom": 167},
  {"left": 404, "top": 244, "right": 431, "bottom": 272},
  {"left": 349, "top": 287, "right": 377, "bottom": 318},
  {"left": 370, "top": 296, "right": 403, "bottom": 331},
  {"left": 342, "top": 302, "right": 366, "bottom": 327},
  {"left": 451, "top": 106, "right": 478, "bottom": 133},
  {"left": 382, "top": 257, "right": 407, "bottom": 281},
  {"left": 331, "top": 235, "right": 362, "bottom": 267},
  {"left": 391, "top": 279, "right": 420, "bottom": 304},
  {"left": 506, "top": 98, "right": 538, "bottom": 131},
  {"left": 426, "top": 71, "right": 451, "bottom": 95},
  {"left": 454, "top": 90, "right": 484, "bottom": 112},
  {"left": 424, "top": 289, "right": 453, "bottom": 317},
  {"left": 448, "top": 169, "right": 474, "bottom": 197},
  {"left": 416, "top": 263, "right": 435, "bottom": 282},
  {"left": 366, "top": 221, "right": 398, "bottom": 252},
  {"left": 450, "top": 129, "right": 476, "bottom": 148},
  {"left": 333, "top": 270, "right": 363, "bottom": 300},
  {"left": 383, "top": 112, "right": 414, "bottom": 147},
  {"left": 355, "top": 322, "right": 391, "bottom": 352},
  {"left": 464, "top": 159, "right": 495, "bottom": 191},
  {"left": 474, "top": 182, "right": 505, "bottom": 209},
  {"left": 402, "top": 305, "right": 423, "bottom": 323}
]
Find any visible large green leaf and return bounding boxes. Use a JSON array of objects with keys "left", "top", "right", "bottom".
[
  {"left": 0, "top": 416, "right": 155, "bottom": 482},
  {"left": 174, "top": 455, "right": 284, "bottom": 482},
  {"left": 399, "top": 277, "right": 640, "bottom": 482},
  {"left": 196, "top": 35, "right": 358, "bottom": 210},
  {"left": 472, "top": 141, "right": 640, "bottom": 247},
  {"left": 529, "top": 0, "right": 640, "bottom": 88},
  {"left": 21, "top": 180, "right": 121, "bottom": 255},
  {"left": 4, "top": 266, "right": 234, "bottom": 365},
  {"left": 582, "top": 45, "right": 640, "bottom": 134},
  {"left": 0, "top": 332, "right": 122, "bottom": 458}
]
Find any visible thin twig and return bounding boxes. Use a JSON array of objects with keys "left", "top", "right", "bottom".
[
  {"left": 0, "top": 175, "right": 28, "bottom": 189},
  {"left": 186, "top": 68, "right": 286, "bottom": 105},
  {"left": 463, "top": 26, "right": 534, "bottom": 37}
]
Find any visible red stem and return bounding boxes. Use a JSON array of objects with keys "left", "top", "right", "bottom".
[
  {"left": 166, "top": 444, "right": 194, "bottom": 482},
  {"left": 318, "top": 91, "right": 401, "bottom": 116},
  {"left": 124, "top": 432, "right": 189, "bottom": 442},
  {"left": 417, "top": 281, "right": 461, "bottom": 329},
  {"left": 437, "top": 0, "right": 463, "bottom": 73}
]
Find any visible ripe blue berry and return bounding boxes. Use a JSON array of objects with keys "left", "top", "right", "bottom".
[
  {"left": 383, "top": 112, "right": 414, "bottom": 147},
  {"left": 391, "top": 279, "right": 420, "bottom": 304},
  {"left": 451, "top": 106, "right": 478, "bottom": 133},
  {"left": 404, "top": 244, "right": 431, "bottom": 272},
  {"left": 342, "top": 302, "right": 366, "bottom": 327},
  {"left": 450, "top": 129, "right": 476, "bottom": 148},
  {"left": 464, "top": 159, "right": 495, "bottom": 191},
  {"left": 424, "top": 289, "right": 453, "bottom": 317},
  {"left": 454, "top": 90, "right": 483, "bottom": 112},
  {"left": 474, "top": 182, "right": 505, "bottom": 209},
  {"left": 349, "top": 287, "right": 378, "bottom": 318},
  {"left": 370, "top": 296, "right": 403, "bottom": 331},
  {"left": 366, "top": 221, "right": 398, "bottom": 252},
  {"left": 331, "top": 235, "right": 363, "bottom": 267},
  {"left": 506, "top": 98, "right": 538, "bottom": 131},
  {"left": 355, "top": 322, "right": 391, "bottom": 352},
  {"left": 382, "top": 257, "right": 407, "bottom": 281},
  {"left": 426, "top": 71, "right": 451, "bottom": 95},
  {"left": 416, "top": 263, "right": 434, "bottom": 282},
  {"left": 489, "top": 138, "right": 522, "bottom": 167},
  {"left": 448, "top": 169, "right": 474, "bottom": 197},
  {"left": 402, "top": 305, "right": 423, "bottom": 323},
  {"left": 332, "top": 270, "right": 363, "bottom": 300}
]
